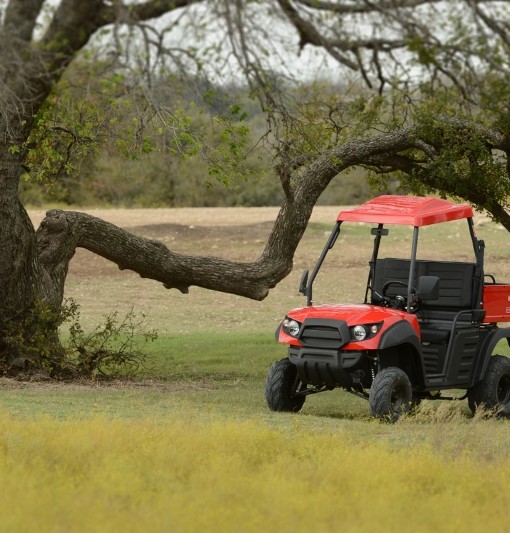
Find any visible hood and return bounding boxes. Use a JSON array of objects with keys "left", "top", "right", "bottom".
[{"left": 286, "top": 303, "right": 408, "bottom": 327}]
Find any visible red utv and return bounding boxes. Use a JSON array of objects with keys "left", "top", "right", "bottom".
[{"left": 265, "top": 195, "right": 510, "bottom": 421}]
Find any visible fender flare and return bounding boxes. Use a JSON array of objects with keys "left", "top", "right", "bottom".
[
  {"left": 379, "top": 320, "right": 422, "bottom": 352},
  {"left": 378, "top": 320, "right": 425, "bottom": 382},
  {"left": 473, "top": 326, "right": 510, "bottom": 384}
]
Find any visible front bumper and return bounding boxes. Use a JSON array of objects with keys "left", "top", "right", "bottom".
[{"left": 288, "top": 346, "right": 365, "bottom": 389}]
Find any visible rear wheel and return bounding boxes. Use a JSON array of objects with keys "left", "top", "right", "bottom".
[
  {"left": 468, "top": 355, "right": 510, "bottom": 418},
  {"left": 265, "top": 358, "right": 305, "bottom": 413},
  {"left": 369, "top": 367, "right": 412, "bottom": 422}
]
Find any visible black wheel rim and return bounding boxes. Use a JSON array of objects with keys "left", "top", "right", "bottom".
[
  {"left": 497, "top": 374, "right": 510, "bottom": 405},
  {"left": 391, "top": 383, "right": 407, "bottom": 413}
]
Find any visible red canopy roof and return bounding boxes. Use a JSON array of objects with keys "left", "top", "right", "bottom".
[{"left": 337, "top": 195, "right": 473, "bottom": 227}]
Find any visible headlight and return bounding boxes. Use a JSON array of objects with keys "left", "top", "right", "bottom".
[
  {"left": 350, "top": 322, "right": 382, "bottom": 342},
  {"left": 352, "top": 325, "right": 367, "bottom": 341},
  {"left": 282, "top": 318, "right": 301, "bottom": 337}
]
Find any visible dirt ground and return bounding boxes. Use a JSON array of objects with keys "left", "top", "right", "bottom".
[{"left": 28, "top": 206, "right": 341, "bottom": 229}]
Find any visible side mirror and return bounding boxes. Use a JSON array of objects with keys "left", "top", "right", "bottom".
[
  {"left": 418, "top": 275, "right": 440, "bottom": 301},
  {"left": 299, "top": 269, "right": 309, "bottom": 296}
]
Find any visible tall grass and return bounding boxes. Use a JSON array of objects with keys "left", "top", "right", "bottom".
[{"left": 1, "top": 412, "right": 509, "bottom": 532}]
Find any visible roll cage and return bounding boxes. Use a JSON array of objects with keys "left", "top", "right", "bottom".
[{"left": 301, "top": 195, "right": 484, "bottom": 310}]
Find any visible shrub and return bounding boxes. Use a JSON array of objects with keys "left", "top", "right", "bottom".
[
  {"left": 65, "top": 301, "right": 158, "bottom": 377},
  {"left": 0, "top": 299, "right": 157, "bottom": 379}
]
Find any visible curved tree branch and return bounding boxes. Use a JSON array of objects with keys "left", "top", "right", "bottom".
[
  {"left": 36, "top": 209, "right": 293, "bottom": 302},
  {"left": 34, "top": 124, "right": 431, "bottom": 307}
]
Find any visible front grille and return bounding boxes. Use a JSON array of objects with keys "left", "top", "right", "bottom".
[
  {"left": 288, "top": 346, "right": 364, "bottom": 388},
  {"left": 298, "top": 319, "right": 349, "bottom": 349},
  {"left": 300, "top": 325, "right": 343, "bottom": 348}
]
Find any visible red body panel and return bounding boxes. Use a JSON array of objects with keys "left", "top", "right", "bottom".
[
  {"left": 483, "top": 284, "right": 510, "bottom": 323},
  {"left": 279, "top": 304, "right": 421, "bottom": 350},
  {"left": 337, "top": 195, "right": 473, "bottom": 227}
]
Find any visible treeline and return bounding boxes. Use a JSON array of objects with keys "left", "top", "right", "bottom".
[
  {"left": 19, "top": 68, "right": 399, "bottom": 208},
  {"left": 19, "top": 152, "right": 380, "bottom": 207}
]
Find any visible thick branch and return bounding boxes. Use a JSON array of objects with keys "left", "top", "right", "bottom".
[
  {"left": 3, "top": 1, "right": 199, "bottom": 127},
  {"left": 36, "top": 209, "right": 293, "bottom": 302},
  {"left": 35, "top": 118, "right": 510, "bottom": 308},
  {"left": 297, "top": 125, "right": 417, "bottom": 197}
]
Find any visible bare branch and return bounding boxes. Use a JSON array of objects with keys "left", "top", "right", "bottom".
[
  {"left": 276, "top": 0, "right": 359, "bottom": 70},
  {"left": 295, "top": 0, "right": 445, "bottom": 14},
  {"left": 37, "top": 209, "right": 292, "bottom": 302}
]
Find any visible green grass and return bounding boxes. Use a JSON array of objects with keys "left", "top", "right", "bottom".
[
  {"left": 0, "top": 332, "right": 364, "bottom": 421},
  {"left": 2, "top": 330, "right": 509, "bottom": 430},
  {"left": 146, "top": 332, "right": 280, "bottom": 377}
]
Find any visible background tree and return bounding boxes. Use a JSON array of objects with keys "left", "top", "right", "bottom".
[
  {"left": 1, "top": 0, "right": 510, "bottom": 374},
  {"left": 254, "top": 0, "right": 510, "bottom": 226}
]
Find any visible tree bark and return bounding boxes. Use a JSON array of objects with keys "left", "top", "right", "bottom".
[
  {"left": 0, "top": 148, "right": 41, "bottom": 320},
  {"left": 36, "top": 209, "right": 290, "bottom": 302}
]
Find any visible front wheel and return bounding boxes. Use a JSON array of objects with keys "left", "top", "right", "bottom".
[
  {"left": 265, "top": 358, "right": 305, "bottom": 413},
  {"left": 369, "top": 367, "right": 412, "bottom": 422},
  {"left": 468, "top": 355, "right": 510, "bottom": 418}
]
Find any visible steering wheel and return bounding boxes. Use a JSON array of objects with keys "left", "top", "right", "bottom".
[{"left": 381, "top": 280, "right": 418, "bottom": 311}]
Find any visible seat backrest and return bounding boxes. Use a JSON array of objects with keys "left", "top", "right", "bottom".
[
  {"left": 418, "top": 260, "right": 475, "bottom": 310},
  {"left": 418, "top": 261, "right": 477, "bottom": 322},
  {"left": 372, "top": 258, "right": 414, "bottom": 300},
  {"left": 373, "top": 258, "right": 476, "bottom": 318}
]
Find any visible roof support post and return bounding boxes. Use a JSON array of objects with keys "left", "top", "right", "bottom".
[{"left": 408, "top": 226, "right": 419, "bottom": 308}]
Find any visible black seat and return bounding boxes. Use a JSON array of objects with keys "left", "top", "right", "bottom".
[
  {"left": 373, "top": 258, "right": 481, "bottom": 345},
  {"left": 417, "top": 261, "right": 480, "bottom": 345},
  {"left": 372, "top": 258, "right": 415, "bottom": 302}
]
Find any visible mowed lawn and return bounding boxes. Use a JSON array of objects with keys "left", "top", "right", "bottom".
[{"left": 1, "top": 206, "right": 510, "bottom": 532}]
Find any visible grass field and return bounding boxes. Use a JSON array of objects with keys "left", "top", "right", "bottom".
[{"left": 2, "top": 206, "right": 510, "bottom": 532}]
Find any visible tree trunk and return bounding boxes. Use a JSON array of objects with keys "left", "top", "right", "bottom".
[
  {"left": 0, "top": 0, "right": 209, "bottom": 374},
  {"left": 0, "top": 149, "right": 39, "bottom": 317},
  {"left": 0, "top": 148, "right": 67, "bottom": 372}
]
